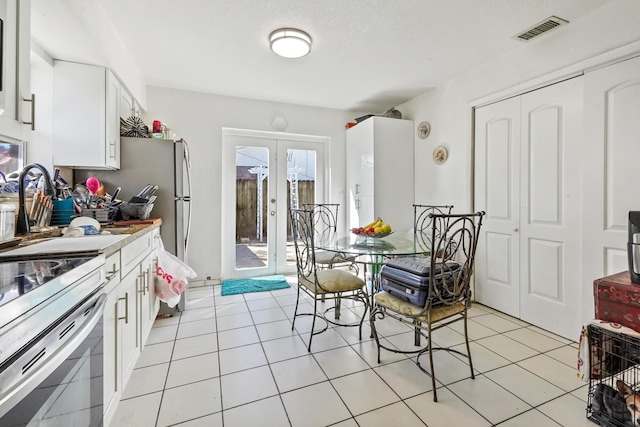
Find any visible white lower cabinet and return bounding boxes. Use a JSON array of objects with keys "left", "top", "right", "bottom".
[
  {"left": 119, "top": 267, "right": 141, "bottom": 388},
  {"left": 103, "top": 229, "right": 160, "bottom": 426},
  {"left": 102, "top": 252, "right": 121, "bottom": 427}
]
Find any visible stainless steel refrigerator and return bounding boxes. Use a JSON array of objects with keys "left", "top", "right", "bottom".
[{"left": 75, "top": 137, "right": 192, "bottom": 311}]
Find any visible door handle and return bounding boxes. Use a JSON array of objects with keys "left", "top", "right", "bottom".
[
  {"left": 138, "top": 273, "right": 146, "bottom": 295},
  {"left": 513, "top": 228, "right": 519, "bottom": 232},
  {"left": 106, "top": 263, "right": 119, "bottom": 281},
  {"left": 355, "top": 184, "right": 360, "bottom": 195},
  {"left": 118, "top": 293, "right": 129, "bottom": 324},
  {"left": 22, "top": 94, "right": 35, "bottom": 130}
]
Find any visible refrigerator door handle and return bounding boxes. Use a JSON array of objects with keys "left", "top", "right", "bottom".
[{"left": 183, "top": 140, "right": 193, "bottom": 257}]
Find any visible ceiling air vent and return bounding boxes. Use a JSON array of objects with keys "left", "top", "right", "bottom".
[{"left": 514, "top": 16, "right": 568, "bottom": 42}]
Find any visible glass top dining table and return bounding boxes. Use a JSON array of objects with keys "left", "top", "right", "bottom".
[
  {"left": 314, "top": 231, "right": 431, "bottom": 306},
  {"left": 314, "top": 231, "right": 430, "bottom": 258}
]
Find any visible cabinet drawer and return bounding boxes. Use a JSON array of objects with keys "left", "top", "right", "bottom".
[
  {"left": 103, "top": 251, "right": 121, "bottom": 294},
  {"left": 121, "top": 232, "right": 154, "bottom": 277}
]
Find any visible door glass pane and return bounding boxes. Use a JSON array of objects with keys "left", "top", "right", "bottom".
[
  {"left": 286, "top": 148, "right": 316, "bottom": 266},
  {"left": 235, "top": 146, "right": 269, "bottom": 269}
]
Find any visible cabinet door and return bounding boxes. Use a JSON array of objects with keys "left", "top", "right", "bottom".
[
  {"left": 0, "top": 0, "right": 31, "bottom": 142},
  {"left": 53, "top": 62, "right": 106, "bottom": 168},
  {"left": 371, "top": 117, "right": 414, "bottom": 230},
  {"left": 120, "top": 88, "right": 134, "bottom": 120},
  {"left": 119, "top": 267, "right": 140, "bottom": 387},
  {"left": 346, "top": 121, "right": 374, "bottom": 229},
  {"left": 346, "top": 121, "right": 375, "bottom": 197},
  {"left": 53, "top": 62, "right": 122, "bottom": 169},
  {"left": 106, "top": 70, "right": 121, "bottom": 169},
  {"left": 103, "top": 287, "right": 121, "bottom": 427},
  {"left": 138, "top": 252, "right": 156, "bottom": 344}
]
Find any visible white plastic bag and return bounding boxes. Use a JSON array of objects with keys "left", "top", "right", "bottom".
[{"left": 155, "top": 240, "right": 196, "bottom": 307}]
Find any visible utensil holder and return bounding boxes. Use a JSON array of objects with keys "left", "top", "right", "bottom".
[{"left": 51, "top": 198, "right": 76, "bottom": 225}]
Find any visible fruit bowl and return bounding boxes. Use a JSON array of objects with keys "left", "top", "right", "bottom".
[{"left": 351, "top": 228, "right": 393, "bottom": 239}]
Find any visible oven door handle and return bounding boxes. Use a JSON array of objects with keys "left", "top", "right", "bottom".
[{"left": 0, "top": 292, "right": 107, "bottom": 419}]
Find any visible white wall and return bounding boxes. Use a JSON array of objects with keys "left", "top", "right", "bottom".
[
  {"left": 143, "top": 87, "right": 360, "bottom": 282},
  {"left": 398, "top": 0, "right": 640, "bottom": 213},
  {"left": 395, "top": 0, "right": 640, "bottom": 329}
]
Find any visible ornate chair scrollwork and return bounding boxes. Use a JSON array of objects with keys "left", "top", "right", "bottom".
[{"left": 370, "top": 211, "right": 485, "bottom": 402}]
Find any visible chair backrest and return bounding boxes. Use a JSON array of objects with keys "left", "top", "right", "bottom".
[
  {"left": 427, "top": 211, "right": 485, "bottom": 308},
  {"left": 302, "top": 203, "right": 339, "bottom": 242},
  {"left": 289, "top": 207, "right": 318, "bottom": 282},
  {"left": 414, "top": 204, "right": 454, "bottom": 251}
]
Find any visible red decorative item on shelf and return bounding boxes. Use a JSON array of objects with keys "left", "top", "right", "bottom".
[
  {"left": 152, "top": 120, "right": 162, "bottom": 134},
  {"left": 594, "top": 271, "right": 640, "bottom": 333}
]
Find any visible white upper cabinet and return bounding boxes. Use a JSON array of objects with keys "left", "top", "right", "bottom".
[
  {"left": 53, "top": 61, "right": 122, "bottom": 169},
  {"left": 0, "top": 0, "right": 32, "bottom": 142},
  {"left": 120, "top": 88, "right": 140, "bottom": 120}
]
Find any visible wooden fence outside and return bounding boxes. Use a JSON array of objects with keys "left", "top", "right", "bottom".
[{"left": 235, "top": 179, "right": 315, "bottom": 240}]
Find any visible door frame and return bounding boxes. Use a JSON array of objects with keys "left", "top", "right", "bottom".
[{"left": 221, "top": 128, "right": 329, "bottom": 280}]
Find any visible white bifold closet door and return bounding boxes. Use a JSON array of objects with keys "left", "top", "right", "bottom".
[{"left": 474, "top": 76, "right": 583, "bottom": 340}]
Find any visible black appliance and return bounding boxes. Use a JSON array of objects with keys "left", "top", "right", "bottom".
[
  {"left": 0, "top": 253, "right": 106, "bottom": 426},
  {"left": 628, "top": 211, "right": 640, "bottom": 283}
]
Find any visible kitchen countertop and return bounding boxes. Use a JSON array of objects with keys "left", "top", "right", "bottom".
[{"left": 2, "top": 220, "right": 162, "bottom": 257}]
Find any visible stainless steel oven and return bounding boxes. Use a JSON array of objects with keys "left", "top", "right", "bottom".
[{"left": 0, "top": 253, "right": 106, "bottom": 426}]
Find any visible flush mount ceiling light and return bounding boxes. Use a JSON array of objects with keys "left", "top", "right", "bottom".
[{"left": 269, "top": 28, "right": 311, "bottom": 58}]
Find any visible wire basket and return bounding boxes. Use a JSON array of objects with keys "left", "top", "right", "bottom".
[
  {"left": 82, "top": 208, "right": 111, "bottom": 223},
  {"left": 120, "top": 203, "right": 154, "bottom": 220}
]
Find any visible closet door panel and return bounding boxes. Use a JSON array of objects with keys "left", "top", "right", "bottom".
[
  {"left": 583, "top": 55, "right": 640, "bottom": 323},
  {"left": 519, "top": 77, "right": 583, "bottom": 340},
  {"left": 606, "top": 81, "right": 640, "bottom": 230},
  {"left": 474, "top": 96, "right": 521, "bottom": 317}
]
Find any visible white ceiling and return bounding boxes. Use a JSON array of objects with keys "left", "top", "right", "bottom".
[{"left": 31, "top": 0, "right": 612, "bottom": 113}]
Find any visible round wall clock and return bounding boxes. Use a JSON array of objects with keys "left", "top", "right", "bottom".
[
  {"left": 417, "top": 121, "right": 431, "bottom": 139},
  {"left": 433, "top": 146, "right": 448, "bottom": 164}
]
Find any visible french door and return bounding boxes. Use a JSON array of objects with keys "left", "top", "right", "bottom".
[{"left": 222, "top": 128, "right": 327, "bottom": 280}]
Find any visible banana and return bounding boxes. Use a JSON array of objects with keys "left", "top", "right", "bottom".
[{"left": 363, "top": 217, "right": 381, "bottom": 229}]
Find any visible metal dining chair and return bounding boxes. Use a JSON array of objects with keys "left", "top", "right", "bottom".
[
  {"left": 413, "top": 204, "right": 454, "bottom": 252},
  {"left": 289, "top": 207, "right": 369, "bottom": 352},
  {"left": 302, "top": 203, "right": 358, "bottom": 273},
  {"left": 369, "top": 211, "right": 485, "bottom": 402}
]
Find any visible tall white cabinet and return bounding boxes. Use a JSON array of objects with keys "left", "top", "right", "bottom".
[{"left": 346, "top": 117, "right": 414, "bottom": 231}]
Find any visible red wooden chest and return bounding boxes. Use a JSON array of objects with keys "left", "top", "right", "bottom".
[{"left": 594, "top": 271, "right": 640, "bottom": 333}]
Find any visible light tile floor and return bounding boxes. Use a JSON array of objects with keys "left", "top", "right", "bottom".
[{"left": 111, "top": 277, "right": 591, "bottom": 427}]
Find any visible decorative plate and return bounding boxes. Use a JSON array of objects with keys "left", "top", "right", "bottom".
[
  {"left": 433, "top": 146, "right": 448, "bottom": 164},
  {"left": 417, "top": 121, "right": 431, "bottom": 139}
]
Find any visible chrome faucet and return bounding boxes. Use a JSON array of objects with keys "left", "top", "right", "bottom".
[{"left": 16, "top": 163, "right": 54, "bottom": 235}]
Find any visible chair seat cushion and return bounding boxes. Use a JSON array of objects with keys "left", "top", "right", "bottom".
[
  {"left": 375, "top": 290, "right": 465, "bottom": 322},
  {"left": 315, "top": 250, "right": 356, "bottom": 265},
  {"left": 300, "top": 269, "right": 365, "bottom": 294}
]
